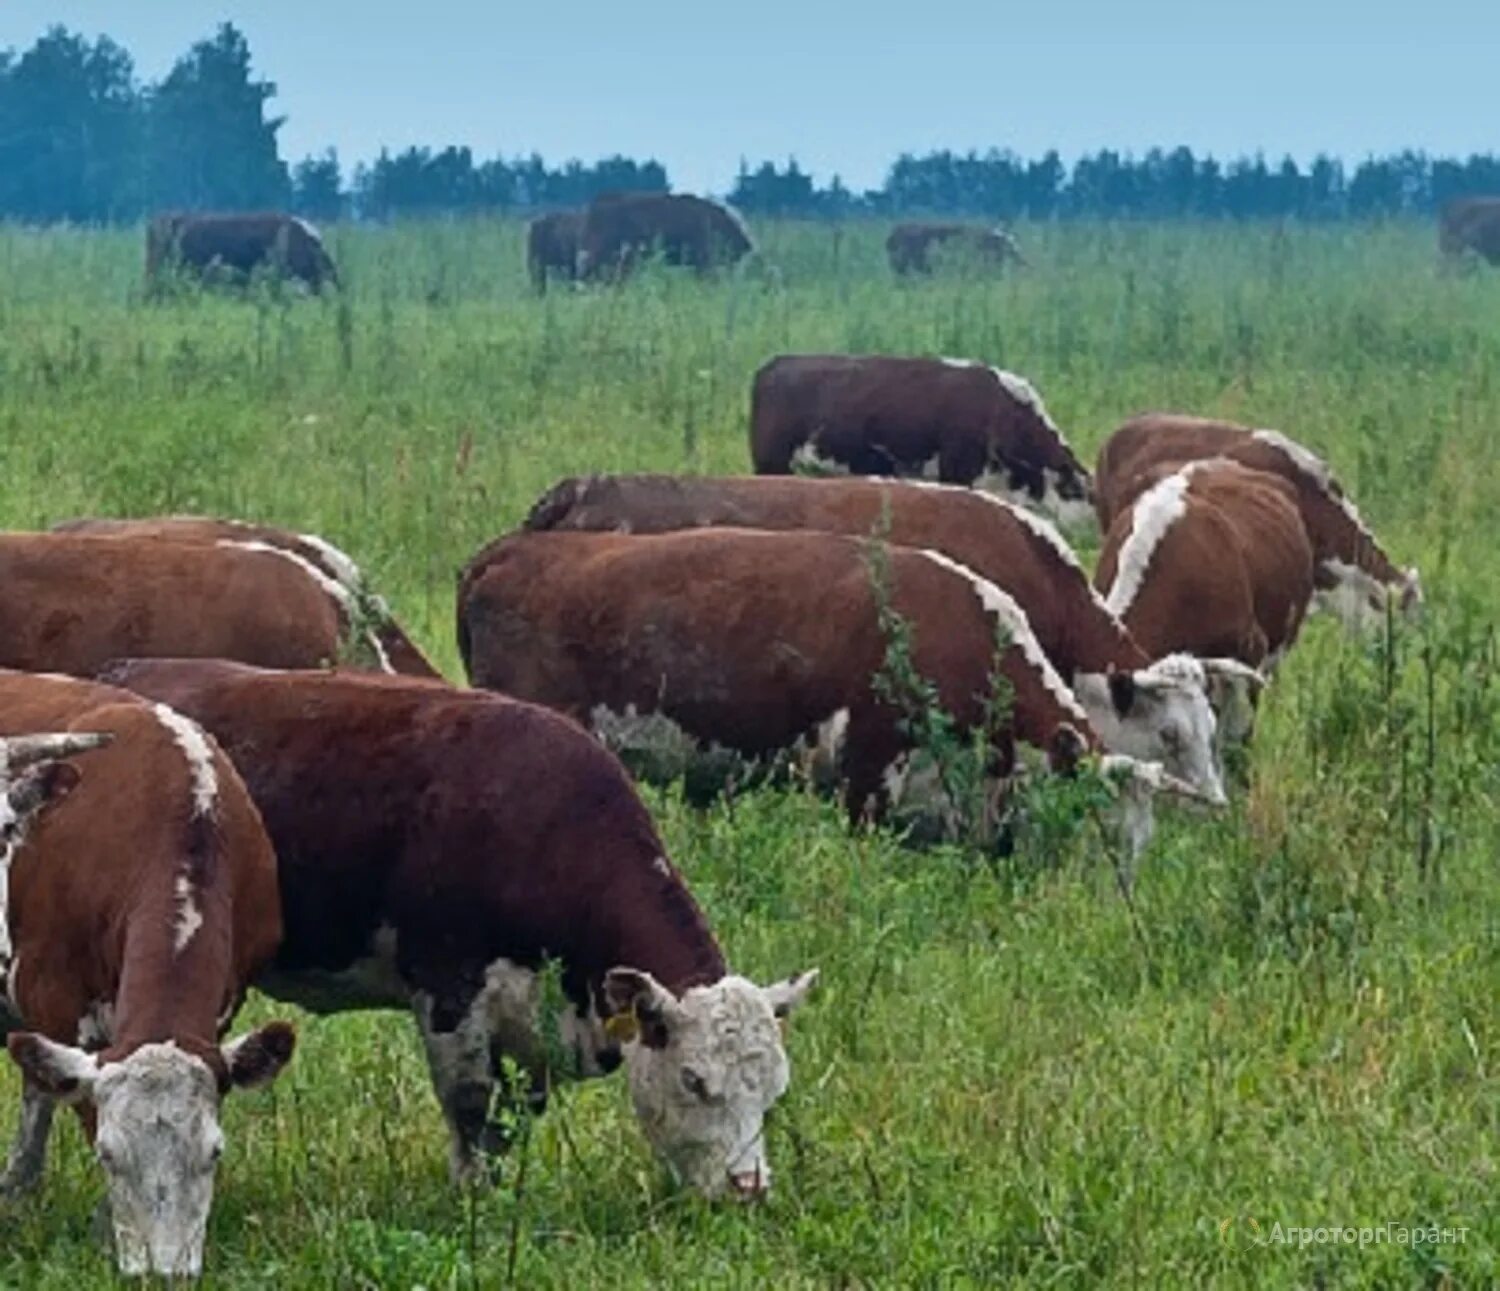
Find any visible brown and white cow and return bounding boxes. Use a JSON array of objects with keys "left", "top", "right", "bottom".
[
  {"left": 1095, "top": 414, "right": 1420, "bottom": 631},
  {"left": 1097, "top": 460, "right": 1316, "bottom": 681},
  {"left": 0, "top": 530, "right": 420, "bottom": 678},
  {"left": 51, "top": 516, "right": 437, "bottom": 676},
  {"left": 886, "top": 222, "right": 1024, "bottom": 276},
  {"left": 750, "top": 355, "right": 1093, "bottom": 529},
  {"left": 577, "top": 192, "right": 754, "bottom": 281},
  {"left": 146, "top": 211, "right": 338, "bottom": 294},
  {"left": 457, "top": 527, "right": 1218, "bottom": 846},
  {"left": 101, "top": 660, "right": 816, "bottom": 1200},
  {"left": 0, "top": 671, "right": 292, "bottom": 1279},
  {"left": 521, "top": 472, "right": 1236, "bottom": 799}
]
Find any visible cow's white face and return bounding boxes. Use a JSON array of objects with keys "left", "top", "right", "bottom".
[
  {"left": 1074, "top": 655, "right": 1227, "bottom": 806},
  {"left": 1317, "top": 560, "right": 1423, "bottom": 634},
  {"left": 605, "top": 968, "right": 816, "bottom": 1199},
  {"left": 1199, "top": 658, "right": 1267, "bottom": 755},
  {"left": 1099, "top": 754, "right": 1219, "bottom": 856},
  {"left": 7, "top": 1023, "right": 295, "bottom": 1278}
]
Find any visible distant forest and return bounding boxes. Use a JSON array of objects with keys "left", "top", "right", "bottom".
[{"left": 4, "top": 22, "right": 1498, "bottom": 225}]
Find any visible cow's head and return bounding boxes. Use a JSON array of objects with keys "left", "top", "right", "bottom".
[
  {"left": 1198, "top": 658, "right": 1268, "bottom": 755},
  {"left": 1099, "top": 753, "right": 1223, "bottom": 856},
  {"left": 1, "top": 732, "right": 110, "bottom": 857},
  {"left": 1317, "top": 560, "right": 1423, "bottom": 634},
  {"left": 7, "top": 1023, "right": 295, "bottom": 1278},
  {"left": 603, "top": 967, "right": 817, "bottom": 1200},
  {"left": 1073, "top": 655, "right": 1226, "bottom": 806}
]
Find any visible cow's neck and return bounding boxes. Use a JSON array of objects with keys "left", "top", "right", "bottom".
[
  {"left": 605, "top": 863, "right": 727, "bottom": 996},
  {"left": 105, "top": 889, "right": 227, "bottom": 1058}
]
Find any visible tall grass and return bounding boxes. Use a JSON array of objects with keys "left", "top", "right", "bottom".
[{"left": 0, "top": 218, "right": 1495, "bottom": 1287}]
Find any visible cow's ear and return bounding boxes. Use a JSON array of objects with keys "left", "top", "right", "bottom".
[
  {"left": 7, "top": 1033, "right": 98, "bottom": 1102},
  {"left": 763, "top": 969, "right": 818, "bottom": 1020},
  {"left": 1107, "top": 668, "right": 1136, "bottom": 716},
  {"left": 223, "top": 1021, "right": 296, "bottom": 1091},
  {"left": 603, "top": 968, "right": 681, "bottom": 1050}
]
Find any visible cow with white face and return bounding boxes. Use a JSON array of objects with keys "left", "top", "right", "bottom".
[
  {"left": 9, "top": 1027, "right": 294, "bottom": 1277},
  {"left": 605, "top": 969, "right": 816, "bottom": 1197}
]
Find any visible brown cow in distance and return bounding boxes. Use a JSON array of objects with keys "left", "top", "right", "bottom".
[
  {"left": 1097, "top": 460, "right": 1316, "bottom": 675},
  {"left": 522, "top": 472, "right": 1239, "bottom": 798},
  {"left": 0, "top": 670, "right": 292, "bottom": 1278},
  {"left": 1439, "top": 197, "right": 1500, "bottom": 264},
  {"left": 0, "top": 531, "right": 416, "bottom": 678},
  {"left": 50, "top": 516, "right": 437, "bottom": 676},
  {"left": 750, "top": 354, "right": 1094, "bottom": 529},
  {"left": 1094, "top": 414, "right": 1420, "bottom": 632},
  {"left": 458, "top": 527, "right": 1219, "bottom": 849},
  {"left": 526, "top": 210, "right": 582, "bottom": 291},
  {"left": 146, "top": 211, "right": 338, "bottom": 294},
  {"left": 578, "top": 192, "right": 753, "bottom": 281},
  {"left": 886, "top": 222, "right": 1024, "bottom": 275},
  {"left": 102, "top": 659, "right": 817, "bottom": 1199}
]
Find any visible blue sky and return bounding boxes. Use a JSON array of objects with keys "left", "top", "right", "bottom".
[{"left": 1, "top": 2, "right": 1493, "bottom": 193}]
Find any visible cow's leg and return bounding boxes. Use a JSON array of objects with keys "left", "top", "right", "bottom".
[
  {"left": 413, "top": 989, "right": 509, "bottom": 1186},
  {"left": 0, "top": 1084, "right": 55, "bottom": 1197}
]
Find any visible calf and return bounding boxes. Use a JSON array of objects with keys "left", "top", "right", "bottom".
[
  {"left": 101, "top": 661, "right": 817, "bottom": 1199},
  {"left": 1095, "top": 414, "right": 1420, "bottom": 630},
  {"left": 1097, "top": 460, "right": 1316, "bottom": 678},
  {"left": 0, "top": 671, "right": 292, "bottom": 1279},
  {"left": 52, "top": 516, "right": 437, "bottom": 676},
  {"left": 522, "top": 472, "right": 1236, "bottom": 798},
  {"left": 750, "top": 354, "right": 1092, "bottom": 529},
  {"left": 457, "top": 528, "right": 1220, "bottom": 839},
  {"left": 0, "top": 531, "right": 412, "bottom": 678}
]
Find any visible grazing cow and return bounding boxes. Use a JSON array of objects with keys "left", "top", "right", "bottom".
[
  {"left": 1097, "top": 460, "right": 1316, "bottom": 679},
  {"left": 457, "top": 528, "right": 1219, "bottom": 842},
  {"left": 146, "top": 212, "right": 337, "bottom": 294},
  {"left": 0, "top": 531, "right": 414, "bottom": 677},
  {"left": 1439, "top": 197, "right": 1500, "bottom": 265},
  {"left": 101, "top": 660, "right": 817, "bottom": 1198},
  {"left": 750, "top": 355, "right": 1093, "bottom": 529},
  {"left": 522, "top": 472, "right": 1238, "bottom": 795},
  {"left": 1095, "top": 414, "right": 1420, "bottom": 631},
  {"left": 526, "top": 210, "right": 583, "bottom": 292},
  {"left": 578, "top": 192, "right": 753, "bottom": 281},
  {"left": 886, "top": 222, "right": 1024, "bottom": 276},
  {"left": 0, "top": 671, "right": 292, "bottom": 1278},
  {"left": 51, "top": 516, "right": 437, "bottom": 677}
]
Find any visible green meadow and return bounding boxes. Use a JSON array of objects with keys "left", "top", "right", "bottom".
[{"left": 0, "top": 219, "right": 1495, "bottom": 1287}]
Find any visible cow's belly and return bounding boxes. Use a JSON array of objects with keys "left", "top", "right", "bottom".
[{"left": 259, "top": 923, "right": 409, "bottom": 1014}]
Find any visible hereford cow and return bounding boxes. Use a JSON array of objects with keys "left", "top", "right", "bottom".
[
  {"left": 1097, "top": 460, "right": 1316, "bottom": 679},
  {"left": 0, "top": 530, "right": 423, "bottom": 678},
  {"left": 51, "top": 516, "right": 437, "bottom": 677},
  {"left": 577, "top": 192, "right": 753, "bottom": 281},
  {"left": 1094, "top": 414, "right": 1420, "bottom": 632},
  {"left": 1439, "top": 197, "right": 1500, "bottom": 265},
  {"left": 522, "top": 472, "right": 1243, "bottom": 793},
  {"left": 750, "top": 355, "right": 1093, "bottom": 529},
  {"left": 146, "top": 212, "right": 338, "bottom": 294},
  {"left": 886, "top": 222, "right": 1024, "bottom": 276},
  {"left": 0, "top": 671, "right": 292, "bottom": 1278},
  {"left": 526, "top": 210, "right": 582, "bottom": 292},
  {"left": 101, "top": 661, "right": 816, "bottom": 1198},
  {"left": 458, "top": 528, "right": 1220, "bottom": 847}
]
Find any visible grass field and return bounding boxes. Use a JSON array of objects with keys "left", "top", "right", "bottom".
[{"left": 0, "top": 218, "right": 1496, "bottom": 1288}]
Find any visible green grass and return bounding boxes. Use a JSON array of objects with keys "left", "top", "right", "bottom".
[{"left": 1, "top": 218, "right": 1496, "bottom": 1288}]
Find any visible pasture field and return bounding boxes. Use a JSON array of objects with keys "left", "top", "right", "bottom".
[{"left": 0, "top": 219, "right": 1496, "bottom": 1288}]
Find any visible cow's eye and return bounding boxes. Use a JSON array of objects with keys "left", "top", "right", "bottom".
[{"left": 680, "top": 1067, "right": 710, "bottom": 1102}]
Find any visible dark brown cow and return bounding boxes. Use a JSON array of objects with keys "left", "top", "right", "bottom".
[
  {"left": 750, "top": 355, "right": 1093, "bottom": 529},
  {"left": 1095, "top": 414, "right": 1420, "bottom": 631},
  {"left": 521, "top": 472, "right": 1235, "bottom": 798},
  {"left": 1439, "top": 197, "right": 1500, "bottom": 264},
  {"left": 146, "top": 212, "right": 338, "bottom": 294},
  {"left": 1096, "top": 461, "right": 1316, "bottom": 676},
  {"left": 0, "top": 671, "right": 292, "bottom": 1278},
  {"left": 886, "top": 222, "right": 1024, "bottom": 275},
  {"left": 51, "top": 517, "right": 437, "bottom": 677},
  {"left": 458, "top": 528, "right": 1220, "bottom": 846},
  {"left": 526, "top": 210, "right": 582, "bottom": 292},
  {"left": 578, "top": 192, "right": 753, "bottom": 281},
  {"left": 101, "top": 660, "right": 816, "bottom": 1200},
  {"left": 0, "top": 531, "right": 415, "bottom": 677}
]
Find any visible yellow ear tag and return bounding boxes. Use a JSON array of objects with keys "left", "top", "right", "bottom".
[{"left": 605, "top": 1012, "right": 640, "bottom": 1044}]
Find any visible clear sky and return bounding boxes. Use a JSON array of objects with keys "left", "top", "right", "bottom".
[{"left": 1, "top": 2, "right": 1493, "bottom": 194}]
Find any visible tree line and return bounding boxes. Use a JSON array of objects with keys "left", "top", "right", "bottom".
[{"left": 3, "top": 22, "right": 1497, "bottom": 226}]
